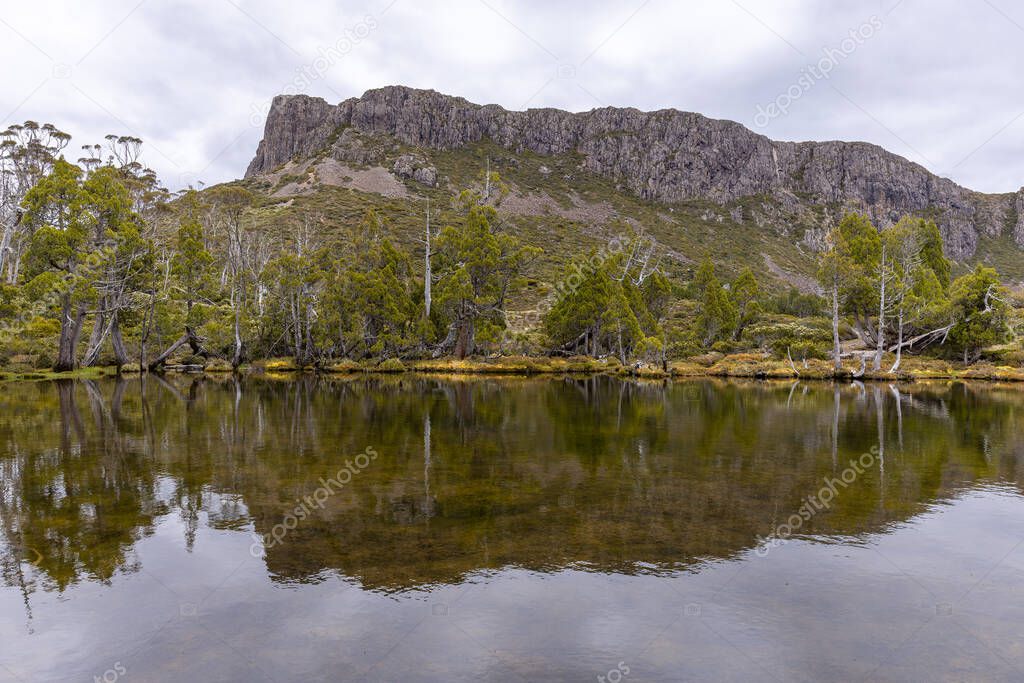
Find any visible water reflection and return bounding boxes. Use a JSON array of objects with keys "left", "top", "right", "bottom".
[
  {"left": 2, "top": 375, "right": 1022, "bottom": 598},
  {"left": 4, "top": 376, "right": 1024, "bottom": 681}
]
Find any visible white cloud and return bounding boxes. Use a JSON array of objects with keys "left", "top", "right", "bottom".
[{"left": 0, "top": 0, "right": 1021, "bottom": 193}]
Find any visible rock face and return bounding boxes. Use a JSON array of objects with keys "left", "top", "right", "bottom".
[
  {"left": 246, "top": 86, "right": 1024, "bottom": 260},
  {"left": 391, "top": 154, "right": 437, "bottom": 187}
]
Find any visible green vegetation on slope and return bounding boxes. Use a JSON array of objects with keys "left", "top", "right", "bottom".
[{"left": 1, "top": 122, "right": 1022, "bottom": 376}]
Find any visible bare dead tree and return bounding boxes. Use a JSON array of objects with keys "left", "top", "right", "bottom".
[
  {"left": 872, "top": 243, "right": 898, "bottom": 372},
  {"left": 416, "top": 198, "right": 439, "bottom": 319}
]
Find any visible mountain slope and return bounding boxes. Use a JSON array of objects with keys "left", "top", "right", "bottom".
[{"left": 246, "top": 85, "right": 1024, "bottom": 263}]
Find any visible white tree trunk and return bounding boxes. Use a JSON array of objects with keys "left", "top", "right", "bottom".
[
  {"left": 831, "top": 276, "right": 842, "bottom": 372},
  {"left": 873, "top": 246, "right": 887, "bottom": 372},
  {"left": 424, "top": 204, "right": 432, "bottom": 318},
  {"left": 889, "top": 306, "right": 904, "bottom": 373},
  {"left": 0, "top": 221, "right": 13, "bottom": 280}
]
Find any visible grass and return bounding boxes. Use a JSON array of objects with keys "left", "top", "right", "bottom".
[
  {"left": 321, "top": 355, "right": 626, "bottom": 376},
  {"left": 406, "top": 356, "right": 623, "bottom": 374},
  {"left": 251, "top": 358, "right": 314, "bottom": 373},
  {"left": 672, "top": 352, "right": 1024, "bottom": 382},
  {"left": 0, "top": 366, "right": 120, "bottom": 382},
  {"left": 974, "top": 232, "right": 1024, "bottom": 282},
  {"left": 3, "top": 353, "right": 1024, "bottom": 384}
]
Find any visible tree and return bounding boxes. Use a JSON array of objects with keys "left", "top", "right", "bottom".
[
  {"left": 172, "top": 203, "right": 215, "bottom": 318},
  {"left": 433, "top": 194, "right": 539, "bottom": 358},
  {"left": 817, "top": 214, "right": 881, "bottom": 371},
  {"left": 872, "top": 240, "right": 896, "bottom": 371},
  {"left": 917, "top": 218, "right": 950, "bottom": 290},
  {"left": 78, "top": 166, "right": 152, "bottom": 368},
  {"left": 422, "top": 199, "right": 434, "bottom": 319},
  {"left": 948, "top": 265, "right": 1009, "bottom": 364},
  {"left": 20, "top": 158, "right": 155, "bottom": 371},
  {"left": 21, "top": 160, "right": 95, "bottom": 371},
  {"left": 264, "top": 215, "right": 325, "bottom": 366},
  {"left": 835, "top": 213, "right": 882, "bottom": 348},
  {"left": 730, "top": 267, "right": 760, "bottom": 341},
  {"left": 883, "top": 217, "right": 950, "bottom": 372},
  {"left": 692, "top": 258, "right": 736, "bottom": 348},
  {"left": 206, "top": 186, "right": 256, "bottom": 367},
  {"left": 817, "top": 240, "right": 844, "bottom": 371},
  {"left": 320, "top": 210, "right": 418, "bottom": 360},
  {"left": 146, "top": 197, "right": 221, "bottom": 372},
  {"left": 0, "top": 122, "right": 70, "bottom": 283},
  {"left": 543, "top": 253, "right": 642, "bottom": 359}
]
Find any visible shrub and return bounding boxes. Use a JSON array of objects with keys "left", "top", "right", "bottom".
[
  {"left": 986, "top": 347, "right": 1024, "bottom": 367},
  {"left": 204, "top": 358, "right": 234, "bottom": 373},
  {"left": 710, "top": 340, "right": 741, "bottom": 354},
  {"left": 254, "top": 358, "right": 299, "bottom": 372},
  {"left": 378, "top": 358, "right": 406, "bottom": 373},
  {"left": 687, "top": 351, "right": 725, "bottom": 366},
  {"left": 768, "top": 287, "right": 826, "bottom": 317},
  {"left": 501, "top": 331, "right": 546, "bottom": 357},
  {"left": 744, "top": 318, "right": 831, "bottom": 360},
  {"left": 324, "top": 359, "right": 362, "bottom": 373},
  {"left": 634, "top": 336, "right": 664, "bottom": 364}
]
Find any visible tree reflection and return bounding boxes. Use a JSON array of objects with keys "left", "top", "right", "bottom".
[
  {"left": 1, "top": 376, "right": 1023, "bottom": 595},
  {"left": 0, "top": 380, "right": 161, "bottom": 603}
]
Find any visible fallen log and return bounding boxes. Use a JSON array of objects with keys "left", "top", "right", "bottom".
[{"left": 148, "top": 326, "right": 215, "bottom": 372}]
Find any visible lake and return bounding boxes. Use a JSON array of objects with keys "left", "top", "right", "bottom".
[{"left": 1, "top": 375, "right": 1023, "bottom": 682}]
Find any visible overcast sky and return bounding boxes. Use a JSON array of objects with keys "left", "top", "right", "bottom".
[{"left": 2, "top": 0, "right": 1022, "bottom": 193}]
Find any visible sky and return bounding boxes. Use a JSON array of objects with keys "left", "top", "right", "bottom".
[{"left": 1, "top": 0, "right": 1022, "bottom": 193}]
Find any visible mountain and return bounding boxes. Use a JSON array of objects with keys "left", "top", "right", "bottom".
[{"left": 241, "top": 85, "right": 1024, "bottom": 289}]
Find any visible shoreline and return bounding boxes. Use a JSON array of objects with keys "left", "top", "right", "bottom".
[{"left": 3, "top": 353, "right": 1024, "bottom": 384}]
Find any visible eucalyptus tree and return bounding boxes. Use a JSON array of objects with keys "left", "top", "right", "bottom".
[
  {"left": 730, "top": 267, "right": 761, "bottom": 341},
  {"left": 883, "top": 217, "right": 949, "bottom": 372},
  {"left": 0, "top": 122, "right": 70, "bottom": 282},
  {"left": 322, "top": 209, "right": 418, "bottom": 360},
  {"left": 433, "top": 193, "right": 539, "bottom": 358},
  {"left": 79, "top": 166, "right": 153, "bottom": 368},
  {"left": 21, "top": 160, "right": 97, "bottom": 371},
  {"left": 692, "top": 258, "right": 736, "bottom": 348},
  {"left": 817, "top": 213, "right": 881, "bottom": 370},
  {"left": 948, "top": 265, "right": 1009, "bottom": 364},
  {"left": 144, "top": 192, "right": 220, "bottom": 371},
  {"left": 264, "top": 213, "right": 327, "bottom": 366},
  {"left": 836, "top": 213, "right": 882, "bottom": 349},
  {"left": 205, "top": 185, "right": 256, "bottom": 367}
]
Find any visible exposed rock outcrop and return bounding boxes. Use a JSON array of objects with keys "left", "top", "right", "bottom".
[
  {"left": 246, "top": 86, "right": 1024, "bottom": 260},
  {"left": 392, "top": 154, "right": 437, "bottom": 187}
]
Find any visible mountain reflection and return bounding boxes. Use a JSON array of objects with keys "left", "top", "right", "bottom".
[{"left": 1, "top": 375, "right": 1022, "bottom": 596}]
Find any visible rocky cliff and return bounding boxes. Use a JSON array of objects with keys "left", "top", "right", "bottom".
[{"left": 246, "top": 86, "right": 1024, "bottom": 261}]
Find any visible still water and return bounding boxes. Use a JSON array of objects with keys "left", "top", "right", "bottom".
[{"left": 1, "top": 375, "right": 1023, "bottom": 682}]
